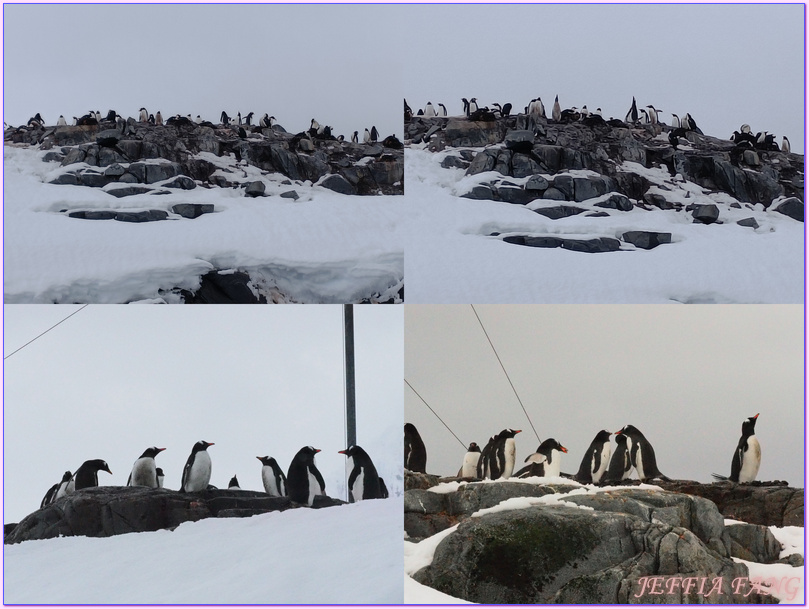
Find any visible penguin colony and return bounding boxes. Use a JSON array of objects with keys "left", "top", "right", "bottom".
[
  {"left": 39, "top": 441, "right": 388, "bottom": 510},
  {"left": 405, "top": 96, "right": 793, "bottom": 153},
  {"left": 405, "top": 414, "right": 762, "bottom": 485},
  {"left": 5, "top": 108, "right": 393, "bottom": 150}
]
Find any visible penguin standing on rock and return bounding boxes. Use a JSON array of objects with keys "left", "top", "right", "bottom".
[
  {"left": 552, "top": 95, "right": 562, "bottom": 122},
  {"left": 139, "top": 107, "right": 148, "bottom": 123},
  {"left": 339, "top": 445, "right": 383, "bottom": 502},
  {"left": 477, "top": 435, "right": 496, "bottom": 479},
  {"left": 41, "top": 471, "right": 73, "bottom": 507},
  {"left": 618, "top": 425, "right": 670, "bottom": 482},
  {"left": 491, "top": 428, "right": 521, "bottom": 479},
  {"left": 458, "top": 442, "right": 481, "bottom": 478},
  {"left": 73, "top": 459, "right": 113, "bottom": 490},
  {"left": 180, "top": 441, "right": 214, "bottom": 492},
  {"left": 625, "top": 97, "right": 639, "bottom": 124},
  {"left": 257, "top": 456, "right": 287, "bottom": 497},
  {"left": 712, "top": 413, "right": 761, "bottom": 483},
  {"left": 228, "top": 475, "right": 241, "bottom": 490},
  {"left": 782, "top": 137, "right": 791, "bottom": 153},
  {"left": 574, "top": 430, "right": 612, "bottom": 483},
  {"left": 127, "top": 446, "right": 166, "bottom": 487},
  {"left": 404, "top": 423, "right": 427, "bottom": 473},
  {"left": 287, "top": 446, "right": 326, "bottom": 506},
  {"left": 517, "top": 438, "right": 568, "bottom": 478},
  {"left": 156, "top": 468, "right": 165, "bottom": 489}
]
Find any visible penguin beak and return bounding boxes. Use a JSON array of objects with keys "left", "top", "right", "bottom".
[
  {"left": 753, "top": 413, "right": 760, "bottom": 419},
  {"left": 515, "top": 430, "right": 522, "bottom": 434},
  {"left": 338, "top": 449, "right": 347, "bottom": 455},
  {"left": 314, "top": 449, "right": 321, "bottom": 453},
  {"left": 560, "top": 446, "right": 568, "bottom": 453},
  {"left": 157, "top": 448, "right": 166, "bottom": 453}
]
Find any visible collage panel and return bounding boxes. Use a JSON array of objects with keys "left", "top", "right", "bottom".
[
  {"left": 3, "top": 4, "right": 404, "bottom": 305},
  {"left": 404, "top": 304, "right": 804, "bottom": 604},
  {"left": 3, "top": 304, "right": 404, "bottom": 603}
]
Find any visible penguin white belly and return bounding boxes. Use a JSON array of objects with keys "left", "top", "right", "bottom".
[
  {"left": 351, "top": 467, "right": 365, "bottom": 502},
  {"left": 262, "top": 467, "right": 281, "bottom": 496},
  {"left": 55, "top": 481, "right": 70, "bottom": 500},
  {"left": 502, "top": 438, "right": 516, "bottom": 479},
  {"left": 461, "top": 453, "right": 480, "bottom": 478},
  {"left": 185, "top": 452, "right": 212, "bottom": 491},
  {"left": 545, "top": 450, "right": 562, "bottom": 478},
  {"left": 592, "top": 444, "right": 611, "bottom": 483},
  {"left": 307, "top": 470, "right": 322, "bottom": 506},
  {"left": 130, "top": 458, "right": 157, "bottom": 487},
  {"left": 634, "top": 444, "right": 645, "bottom": 481},
  {"left": 739, "top": 436, "right": 761, "bottom": 483}
]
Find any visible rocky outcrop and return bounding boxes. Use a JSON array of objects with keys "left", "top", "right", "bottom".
[
  {"left": 7, "top": 120, "right": 403, "bottom": 196},
  {"left": 5, "top": 486, "right": 346, "bottom": 544},
  {"left": 407, "top": 115, "right": 803, "bottom": 211}
]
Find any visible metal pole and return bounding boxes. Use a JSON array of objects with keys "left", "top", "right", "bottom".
[{"left": 344, "top": 304, "right": 357, "bottom": 449}]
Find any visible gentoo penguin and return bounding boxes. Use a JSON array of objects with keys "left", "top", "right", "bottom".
[
  {"left": 521, "top": 439, "right": 568, "bottom": 478},
  {"left": 54, "top": 470, "right": 73, "bottom": 499},
  {"left": 640, "top": 108, "right": 649, "bottom": 124},
  {"left": 712, "top": 413, "right": 761, "bottom": 483},
  {"left": 552, "top": 95, "right": 562, "bottom": 122},
  {"left": 244, "top": 112, "right": 254, "bottom": 126},
  {"left": 502, "top": 103, "right": 512, "bottom": 117},
  {"left": 645, "top": 105, "right": 659, "bottom": 125},
  {"left": 139, "top": 107, "right": 148, "bottom": 123},
  {"left": 228, "top": 475, "right": 241, "bottom": 489},
  {"left": 618, "top": 425, "right": 669, "bottom": 482},
  {"left": 180, "top": 440, "right": 214, "bottom": 492},
  {"left": 148, "top": 114, "right": 155, "bottom": 125},
  {"left": 287, "top": 446, "right": 326, "bottom": 506},
  {"left": 424, "top": 102, "right": 436, "bottom": 117},
  {"left": 740, "top": 123, "right": 752, "bottom": 134},
  {"left": 604, "top": 432, "right": 633, "bottom": 482},
  {"left": 404, "top": 423, "right": 427, "bottom": 473},
  {"left": 378, "top": 477, "right": 389, "bottom": 498},
  {"left": 41, "top": 471, "right": 72, "bottom": 507},
  {"left": 492, "top": 428, "right": 521, "bottom": 479},
  {"left": 625, "top": 97, "right": 639, "bottom": 124},
  {"left": 127, "top": 446, "right": 166, "bottom": 487},
  {"left": 257, "top": 455, "right": 288, "bottom": 497},
  {"left": 462, "top": 98, "right": 470, "bottom": 117},
  {"left": 351, "top": 131, "right": 359, "bottom": 144},
  {"left": 259, "top": 113, "right": 271, "bottom": 128},
  {"left": 438, "top": 103, "right": 448, "bottom": 117},
  {"left": 73, "top": 459, "right": 113, "bottom": 490},
  {"left": 56, "top": 115, "right": 67, "bottom": 126},
  {"left": 339, "top": 445, "right": 383, "bottom": 502},
  {"left": 782, "top": 136, "right": 791, "bottom": 153},
  {"left": 670, "top": 113, "right": 681, "bottom": 129},
  {"left": 370, "top": 126, "right": 379, "bottom": 142},
  {"left": 458, "top": 442, "right": 481, "bottom": 478},
  {"left": 468, "top": 98, "right": 479, "bottom": 114},
  {"left": 155, "top": 111, "right": 163, "bottom": 126},
  {"left": 477, "top": 435, "right": 496, "bottom": 479},
  {"left": 156, "top": 467, "right": 165, "bottom": 489},
  {"left": 220, "top": 111, "right": 230, "bottom": 125},
  {"left": 574, "top": 430, "right": 612, "bottom": 484},
  {"left": 363, "top": 128, "right": 372, "bottom": 144}
]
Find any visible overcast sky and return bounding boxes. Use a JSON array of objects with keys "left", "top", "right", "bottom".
[
  {"left": 3, "top": 304, "right": 403, "bottom": 523},
  {"left": 404, "top": 4, "right": 804, "bottom": 154},
  {"left": 405, "top": 305, "right": 804, "bottom": 487},
  {"left": 3, "top": 4, "right": 403, "bottom": 140}
]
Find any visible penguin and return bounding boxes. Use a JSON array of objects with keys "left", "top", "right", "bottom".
[
  {"left": 617, "top": 425, "right": 670, "bottom": 482},
  {"left": 244, "top": 112, "right": 254, "bottom": 126},
  {"left": 156, "top": 467, "right": 165, "bottom": 489},
  {"left": 625, "top": 97, "right": 638, "bottom": 124},
  {"left": 424, "top": 102, "right": 436, "bottom": 117},
  {"left": 670, "top": 113, "right": 681, "bottom": 129},
  {"left": 646, "top": 105, "right": 659, "bottom": 125},
  {"left": 469, "top": 98, "right": 479, "bottom": 114},
  {"left": 56, "top": 115, "right": 67, "bottom": 127},
  {"left": 521, "top": 439, "right": 568, "bottom": 478},
  {"left": 139, "top": 107, "right": 148, "bottom": 123},
  {"left": 492, "top": 428, "right": 521, "bottom": 479},
  {"left": 228, "top": 475, "right": 241, "bottom": 489},
  {"left": 351, "top": 131, "right": 359, "bottom": 144},
  {"left": 148, "top": 114, "right": 155, "bottom": 125},
  {"left": 238, "top": 126, "right": 247, "bottom": 139},
  {"left": 476, "top": 435, "right": 496, "bottom": 479},
  {"left": 552, "top": 95, "right": 562, "bottom": 122},
  {"left": 73, "top": 459, "right": 112, "bottom": 490},
  {"left": 712, "top": 413, "right": 761, "bottom": 483},
  {"left": 41, "top": 470, "right": 72, "bottom": 507},
  {"left": 462, "top": 98, "right": 470, "bottom": 117},
  {"left": 24, "top": 112, "right": 43, "bottom": 128},
  {"left": 781, "top": 136, "right": 791, "bottom": 153},
  {"left": 438, "top": 103, "right": 448, "bottom": 117},
  {"left": 574, "top": 430, "right": 612, "bottom": 484},
  {"left": 604, "top": 432, "right": 633, "bottom": 482},
  {"left": 740, "top": 124, "right": 752, "bottom": 134},
  {"left": 41, "top": 482, "right": 59, "bottom": 508},
  {"left": 220, "top": 111, "right": 230, "bottom": 125},
  {"left": 127, "top": 446, "right": 165, "bottom": 487},
  {"left": 363, "top": 128, "right": 372, "bottom": 144},
  {"left": 180, "top": 440, "right": 214, "bottom": 492},
  {"left": 260, "top": 113, "right": 271, "bottom": 128},
  {"left": 287, "top": 446, "right": 326, "bottom": 506},
  {"left": 404, "top": 99, "right": 413, "bottom": 121},
  {"left": 640, "top": 108, "right": 649, "bottom": 124},
  {"left": 458, "top": 442, "right": 481, "bottom": 478},
  {"left": 502, "top": 103, "right": 512, "bottom": 117},
  {"left": 257, "top": 455, "right": 288, "bottom": 497},
  {"left": 155, "top": 111, "right": 163, "bottom": 126},
  {"left": 580, "top": 105, "right": 590, "bottom": 118},
  {"left": 404, "top": 423, "right": 427, "bottom": 473},
  {"left": 492, "top": 103, "right": 503, "bottom": 118},
  {"left": 339, "top": 445, "right": 383, "bottom": 502},
  {"left": 370, "top": 126, "right": 379, "bottom": 142}
]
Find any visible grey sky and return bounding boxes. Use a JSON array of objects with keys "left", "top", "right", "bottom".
[
  {"left": 404, "top": 304, "right": 804, "bottom": 487},
  {"left": 3, "top": 304, "right": 403, "bottom": 523},
  {"left": 3, "top": 4, "right": 402, "bottom": 140},
  {"left": 404, "top": 4, "right": 804, "bottom": 154}
]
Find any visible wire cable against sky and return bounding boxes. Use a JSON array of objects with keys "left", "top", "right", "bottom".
[
  {"left": 470, "top": 304, "right": 541, "bottom": 443},
  {"left": 3, "top": 304, "right": 89, "bottom": 361},
  {"left": 404, "top": 379, "right": 466, "bottom": 449}
]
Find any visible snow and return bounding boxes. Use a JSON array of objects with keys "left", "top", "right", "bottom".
[
  {"left": 404, "top": 146, "right": 804, "bottom": 304},
  {"left": 3, "top": 145, "right": 404, "bottom": 303},
  {"left": 4, "top": 498, "right": 403, "bottom": 604}
]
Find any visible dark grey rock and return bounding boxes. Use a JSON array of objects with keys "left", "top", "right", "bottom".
[
  {"left": 117, "top": 172, "right": 139, "bottom": 184},
  {"left": 42, "top": 151, "right": 64, "bottom": 163},
  {"left": 774, "top": 197, "right": 803, "bottom": 222},
  {"left": 106, "top": 186, "right": 153, "bottom": 198},
  {"left": 280, "top": 190, "right": 300, "bottom": 200},
  {"left": 182, "top": 270, "right": 267, "bottom": 304},
  {"left": 466, "top": 150, "right": 497, "bottom": 175},
  {"left": 60, "top": 148, "right": 86, "bottom": 166},
  {"left": 244, "top": 181, "right": 266, "bottom": 197},
  {"left": 622, "top": 231, "right": 672, "bottom": 250},
  {"left": 95, "top": 129, "right": 121, "bottom": 148},
  {"left": 440, "top": 155, "right": 469, "bottom": 170},
  {"left": 692, "top": 204, "right": 720, "bottom": 224},
  {"left": 104, "top": 163, "right": 126, "bottom": 176},
  {"left": 525, "top": 175, "right": 549, "bottom": 191},
  {"left": 725, "top": 523, "right": 782, "bottom": 563},
  {"left": 116, "top": 140, "right": 141, "bottom": 160},
  {"left": 114, "top": 210, "right": 169, "bottom": 223},
  {"left": 533, "top": 205, "right": 587, "bottom": 220},
  {"left": 48, "top": 172, "right": 80, "bottom": 186},
  {"left": 445, "top": 118, "right": 503, "bottom": 147},
  {"left": 511, "top": 154, "right": 542, "bottom": 178},
  {"left": 552, "top": 174, "right": 575, "bottom": 198},
  {"left": 742, "top": 150, "right": 760, "bottom": 166},
  {"left": 494, "top": 149, "right": 512, "bottom": 176},
  {"left": 541, "top": 187, "right": 566, "bottom": 201},
  {"left": 594, "top": 193, "right": 633, "bottom": 211},
  {"left": 68, "top": 211, "right": 117, "bottom": 220},
  {"left": 461, "top": 185, "right": 495, "bottom": 201},
  {"left": 736, "top": 217, "right": 760, "bottom": 229},
  {"left": 503, "top": 130, "right": 534, "bottom": 151},
  {"left": 504, "top": 235, "right": 621, "bottom": 253},
  {"left": 320, "top": 174, "right": 357, "bottom": 195},
  {"left": 496, "top": 186, "right": 534, "bottom": 205},
  {"left": 171, "top": 204, "right": 214, "bottom": 219},
  {"left": 164, "top": 176, "right": 196, "bottom": 190},
  {"left": 79, "top": 172, "right": 114, "bottom": 188},
  {"left": 145, "top": 162, "right": 181, "bottom": 184},
  {"left": 572, "top": 176, "right": 615, "bottom": 202}
]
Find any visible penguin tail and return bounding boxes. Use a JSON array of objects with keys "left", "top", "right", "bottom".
[{"left": 711, "top": 473, "right": 729, "bottom": 482}]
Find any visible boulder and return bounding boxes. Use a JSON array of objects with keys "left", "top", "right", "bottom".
[
  {"left": 622, "top": 231, "right": 672, "bottom": 250},
  {"left": 182, "top": 270, "right": 267, "bottom": 304},
  {"left": 320, "top": 174, "right": 357, "bottom": 195},
  {"left": 114, "top": 210, "right": 169, "bottom": 223},
  {"left": 725, "top": 523, "right": 782, "bottom": 563},
  {"left": 244, "top": 181, "right": 266, "bottom": 197},
  {"left": 532, "top": 205, "right": 587, "bottom": 220},
  {"left": 445, "top": 118, "right": 503, "bottom": 147},
  {"left": 171, "top": 204, "right": 214, "bottom": 219},
  {"left": 692, "top": 204, "right": 720, "bottom": 224},
  {"left": 164, "top": 176, "right": 196, "bottom": 190},
  {"left": 774, "top": 197, "right": 803, "bottom": 222},
  {"left": 594, "top": 193, "right": 633, "bottom": 211}
]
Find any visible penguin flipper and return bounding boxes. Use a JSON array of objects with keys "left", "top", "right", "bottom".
[
  {"left": 347, "top": 466, "right": 360, "bottom": 489},
  {"left": 313, "top": 467, "right": 326, "bottom": 495}
]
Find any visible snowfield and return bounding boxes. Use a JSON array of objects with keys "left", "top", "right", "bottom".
[
  {"left": 404, "top": 146, "right": 804, "bottom": 304},
  {"left": 3, "top": 145, "right": 404, "bottom": 303},
  {"left": 4, "top": 497, "right": 403, "bottom": 604}
]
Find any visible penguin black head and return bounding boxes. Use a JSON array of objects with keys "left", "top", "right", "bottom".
[
  {"left": 192, "top": 440, "right": 214, "bottom": 453},
  {"left": 228, "top": 475, "right": 240, "bottom": 489},
  {"left": 156, "top": 467, "right": 164, "bottom": 477},
  {"left": 538, "top": 438, "right": 568, "bottom": 454},
  {"left": 294, "top": 446, "right": 321, "bottom": 463},
  {"left": 742, "top": 413, "right": 759, "bottom": 436},
  {"left": 139, "top": 446, "right": 166, "bottom": 459},
  {"left": 499, "top": 428, "right": 522, "bottom": 439},
  {"left": 339, "top": 445, "right": 368, "bottom": 458},
  {"left": 60, "top": 470, "right": 72, "bottom": 482},
  {"left": 593, "top": 430, "right": 612, "bottom": 443},
  {"left": 84, "top": 459, "right": 112, "bottom": 475},
  {"left": 257, "top": 455, "right": 280, "bottom": 467},
  {"left": 467, "top": 442, "right": 480, "bottom": 452}
]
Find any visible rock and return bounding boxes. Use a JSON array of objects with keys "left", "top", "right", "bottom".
[
  {"left": 280, "top": 190, "right": 299, "bottom": 200},
  {"left": 525, "top": 175, "right": 549, "bottom": 191},
  {"left": 320, "top": 174, "right": 357, "bottom": 195},
  {"left": 95, "top": 129, "right": 121, "bottom": 148},
  {"left": 572, "top": 176, "right": 614, "bottom": 202},
  {"left": 504, "top": 235, "right": 621, "bottom": 253},
  {"left": 503, "top": 130, "right": 534, "bottom": 152},
  {"left": 496, "top": 186, "right": 535, "bottom": 205},
  {"left": 466, "top": 150, "right": 497, "bottom": 175},
  {"left": 103, "top": 163, "right": 126, "bottom": 177},
  {"left": 297, "top": 138, "right": 314, "bottom": 152},
  {"left": 42, "top": 151, "right": 64, "bottom": 163},
  {"left": 48, "top": 172, "right": 80, "bottom": 186},
  {"left": 440, "top": 155, "right": 468, "bottom": 170},
  {"left": 736, "top": 217, "right": 759, "bottom": 229},
  {"left": 532, "top": 205, "right": 587, "bottom": 220},
  {"left": 68, "top": 211, "right": 117, "bottom": 220},
  {"left": 79, "top": 171, "right": 114, "bottom": 188},
  {"left": 145, "top": 162, "right": 181, "bottom": 184},
  {"left": 692, "top": 204, "right": 720, "bottom": 224},
  {"left": 171, "top": 204, "right": 214, "bottom": 219},
  {"left": 460, "top": 185, "right": 495, "bottom": 201},
  {"left": 114, "top": 210, "right": 169, "bottom": 223},
  {"left": 60, "top": 148, "right": 86, "bottom": 166},
  {"left": 405, "top": 471, "right": 441, "bottom": 491},
  {"left": 164, "top": 176, "right": 196, "bottom": 190},
  {"left": 106, "top": 186, "right": 153, "bottom": 198},
  {"left": 182, "top": 270, "right": 267, "bottom": 304},
  {"left": 622, "top": 231, "right": 672, "bottom": 250},
  {"left": 244, "top": 181, "right": 266, "bottom": 197},
  {"left": 774, "top": 197, "right": 803, "bottom": 221},
  {"left": 594, "top": 193, "right": 633, "bottom": 211},
  {"left": 541, "top": 187, "right": 567, "bottom": 201},
  {"left": 445, "top": 118, "right": 503, "bottom": 147},
  {"left": 725, "top": 523, "right": 781, "bottom": 563}
]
